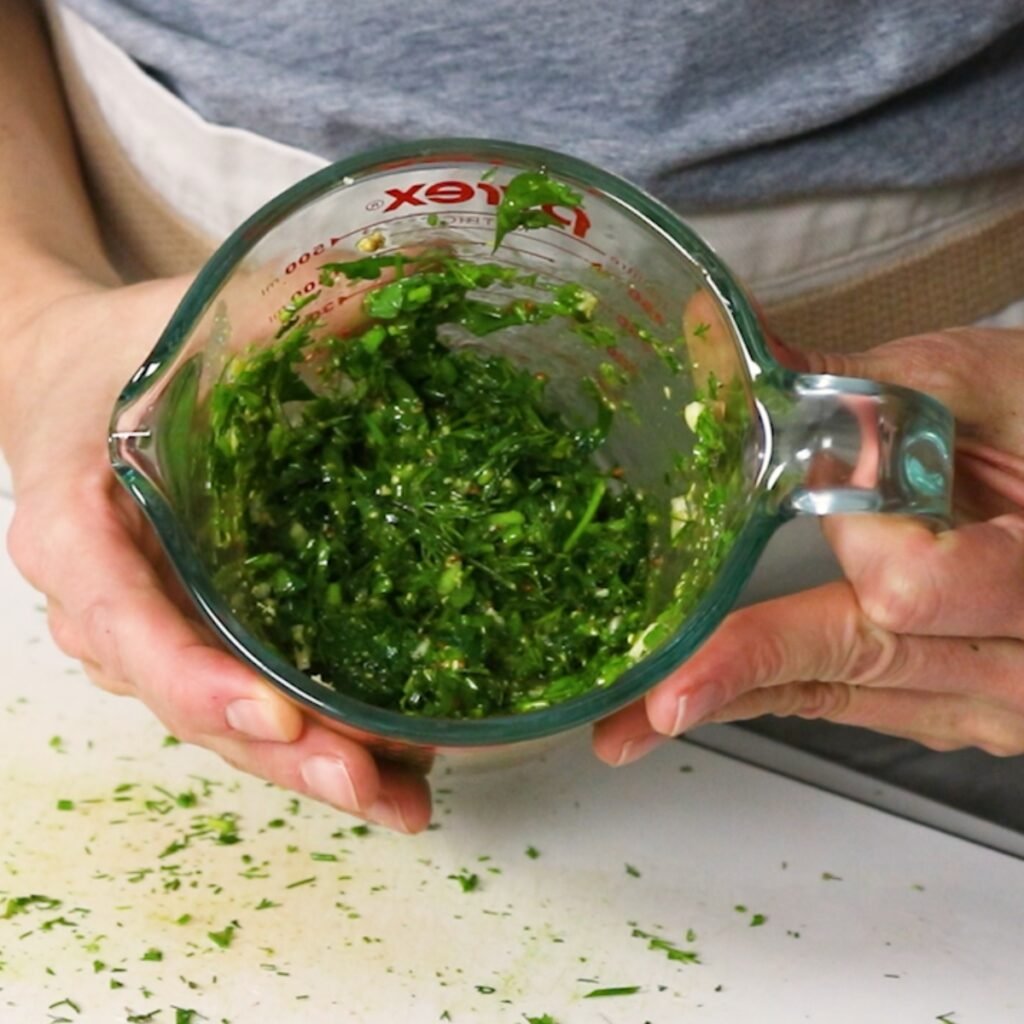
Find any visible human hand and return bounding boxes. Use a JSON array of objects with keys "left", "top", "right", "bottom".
[
  {"left": 1, "top": 277, "right": 432, "bottom": 832},
  {"left": 593, "top": 324, "right": 1024, "bottom": 763}
]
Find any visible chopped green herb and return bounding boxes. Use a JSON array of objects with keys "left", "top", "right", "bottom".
[
  {"left": 631, "top": 927, "right": 700, "bottom": 964},
  {"left": 449, "top": 870, "right": 480, "bottom": 893},
  {"left": 492, "top": 170, "right": 583, "bottom": 249},
  {"left": 256, "top": 898, "right": 280, "bottom": 910},
  {"left": 48, "top": 998, "right": 81, "bottom": 1014},
  {"left": 207, "top": 925, "right": 236, "bottom": 949},
  {"left": 311, "top": 852, "right": 339, "bottom": 862},
  {"left": 350, "top": 825, "right": 371, "bottom": 837},
  {"left": 285, "top": 877, "right": 317, "bottom": 890},
  {"left": 821, "top": 872, "right": 843, "bottom": 882},
  {"left": 583, "top": 986, "right": 641, "bottom": 999},
  {"left": 2, "top": 894, "right": 61, "bottom": 919},
  {"left": 175, "top": 914, "right": 192, "bottom": 925},
  {"left": 625, "top": 863, "right": 641, "bottom": 878},
  {"left": 175, "top": 1011, "right": 200, "bottom": 1024},
  {"left": 475, "top": 985, "right": 496, "bottom": 994},
  {"left": 162, "top": 734, "right": 181, "bottom": 747},
  {"left": 524, "top": 1015, "right": 557, "bottom": 1024},
  {"left": 141, "top": 948, "right": 163, "bottom": 962},
  {"left": 525, "top": 846, "right": 540, "bottom": 860},
  {"left": 56, "top": 799, "right": 75, "bottom": 811},
  {"left": 750, "top": 913, "right": 767, "bottom": 927}
]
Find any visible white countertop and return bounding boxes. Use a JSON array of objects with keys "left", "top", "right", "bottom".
[{"left": 1, "top": 490, "right": 1022, "bottom": 1023}]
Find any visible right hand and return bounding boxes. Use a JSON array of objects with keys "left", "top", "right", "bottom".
[{"left": 1, "top": 276, "right": 432, "bottom": 833}]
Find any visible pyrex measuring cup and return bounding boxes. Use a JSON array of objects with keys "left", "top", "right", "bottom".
[{"left": 109, "top": 139, "right": 953, "bottom": 761}]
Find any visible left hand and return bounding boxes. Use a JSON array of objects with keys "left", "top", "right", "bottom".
[{"left": 593, "top": 325, "right": 1024, "bottom": 765}]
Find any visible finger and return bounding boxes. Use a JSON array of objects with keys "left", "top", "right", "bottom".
[
  {"left": 955, "top": 441, "right": 1024, "bottom": 520},
  {"left": 682, "top": 289, "right": 745, "bottom": 389},
  {"left": 46, "top": 600, "right": 95, "bottom": 666},
  {"left": 207, "top": 721, "right": 432, "bottom": 834},
  {"left": 592, "top": 699, "right": 668, "bottom": 766},
  {"left": 645, "top": 580, "right": 1024, "bottom": 736},
  {"left": 9, "top": 474, "right": 305, "bottom": 745},
  {"left": 803, "top": 328, "right": 1024, "bottom": 454},
  {"left": 823, "top": 513, "right": 1024, "bottom": 638},
  {"left": 80, "top": 658, "right": 135, "bottom": 697},
  {"left": 705, "top": 683, "right": 1024, "bottom": 758}
]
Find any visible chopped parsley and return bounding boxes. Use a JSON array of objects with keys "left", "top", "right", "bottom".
[
  {"left": 631, "top": 927, "right": 701, "bottom": 964},
  {"left": 449, "top": 870, "right": 480, "bottom": 893},
  {"left": 492, "top": 170, "right": 583, "bottom": 249},
  {"left": 207, "top": 924, "right": 236, "bottom": 949},
  {"left": 583, "top": 986, "right": 641, "bottom": 998}
]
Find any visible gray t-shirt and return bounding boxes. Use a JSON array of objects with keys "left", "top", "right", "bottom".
[{"left": 60, "top": 0, "right": 1024, "bottom": 210}]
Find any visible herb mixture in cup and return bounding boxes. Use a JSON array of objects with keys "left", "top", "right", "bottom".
[
  {"left": 111, "top": 139, "right": 950, "bottom": 752},
  {"left": 203, "top": 174, "right": 744, "bottom": 719}
]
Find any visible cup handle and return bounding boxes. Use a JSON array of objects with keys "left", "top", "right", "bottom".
[{"left": 760, "top": 372, "right": 954, "bottom": 522}]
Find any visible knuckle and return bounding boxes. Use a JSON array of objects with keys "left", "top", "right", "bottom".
[
  {"left": 962, "top": 714, "right": 1024, "bottom": 757},
  {"left": 8, "top": 503, "right": 85, "bottom": 594},
  {"left": 840, "top": 621, "right": 905, "bottom": 687},
  {"left": 917, "top": 734, "right": 964, "bottom": 753},
  {"left": 47, "top": 607, "right": 85, "bottom": 660},
  {"left": 80, "top": 661, "right": 132, "bottom": 697},
  {"left": 873, "top": 333, "right": 975, "bottom": 398},
  {"left": 6, "top": 510, "right": 46, "bottom": 590},
  {"left": 858, "top": 561, "right": 939, "bottom": 634},
  {"left": 722, "top": 607, "right": 789, "bottom": 688},
  {"left": 795, "top": 681, "right": 852, "bottom": 720}
]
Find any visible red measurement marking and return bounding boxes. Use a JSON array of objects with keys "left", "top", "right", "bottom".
[
  {"left": 284, "top": 242, "right": 327, "bottom": 275},
  {"left": 606, "top": 346, "right": 638, "bottom": 375},
  {"left": 290, "top": 279, "right": 319, "bottom": 301},
  {"left": 627, "top": 283, "right": 665, "bottom": 326}
]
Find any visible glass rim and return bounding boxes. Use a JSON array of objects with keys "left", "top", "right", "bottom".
[{"left": 109, "top": 136, "right": 781, "bottom": 747}]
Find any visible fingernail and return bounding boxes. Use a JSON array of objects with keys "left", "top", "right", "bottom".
[
  {"left": 226, "top": 698, "right": 291, "bottom": 741},
  {"left": 300, "top": 755, "right": 360, "bottom": 811},
  {"left": 366, "top": 796, "right": 411, "bottom": 834},
  {"left": 671, "top": 688, "right": 718, "bottom": 735},
  {"left": 615, "top": 732, "right": 666, "bottom": 766}
]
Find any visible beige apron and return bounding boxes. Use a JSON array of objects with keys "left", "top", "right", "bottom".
[{"left": 47, "top": 2, "right": 1024, "bottom": 351}]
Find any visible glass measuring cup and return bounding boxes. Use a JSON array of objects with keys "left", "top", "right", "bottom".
[{"left": 109, "top": 139, "right": 953, "bottom": 762}]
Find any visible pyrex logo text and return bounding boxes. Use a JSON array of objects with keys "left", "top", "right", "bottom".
[{"left": 382, "top": 180, "right": 592, "bottom": 239}]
